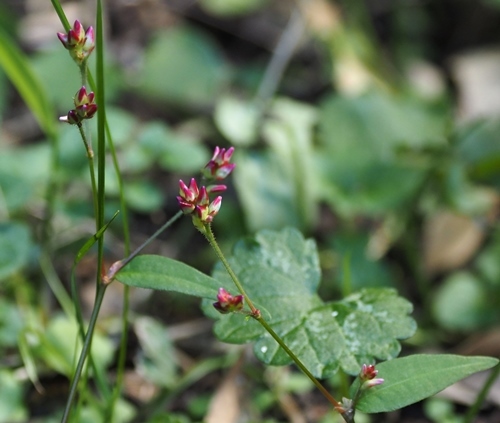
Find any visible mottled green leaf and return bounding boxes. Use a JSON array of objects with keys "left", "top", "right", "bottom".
[{"left": 205, "top": 228, "right": 416, "bottom": 377}]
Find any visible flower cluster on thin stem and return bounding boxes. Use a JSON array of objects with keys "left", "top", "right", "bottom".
[
  {"left": 57, "top": 20, "right": 95, "bottom": 66},
  {"left": 60, "top": 86, "right": 98, "bottom": 126},
  {"left": 177, "top": 146, "right": 235, "bottom": 234}
]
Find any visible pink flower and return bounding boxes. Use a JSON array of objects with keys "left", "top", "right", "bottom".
[
  {"left": 360, "top": 364, "right": 384, "bottom": 390},
  {"left": 202, "top": 146, "right": 235, "bottom": 180},
  {"left": 213, "top": 288, "right": 244, "bottom": 314},
  {"left": 177, "top": 178, "right": 200, "bottom": 214},
  {"left": 59, "top": 87, "right": 97, "bottom": 125},
  {"left": 177, "top": 179, "right": 223, "bottom": 226},
  {"left": 57, "top": 20, "right": 95, "bottom": 64}
]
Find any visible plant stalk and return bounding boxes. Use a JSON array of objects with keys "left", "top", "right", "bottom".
[
  {"left": 61, "top": 283, "right": 107, "bottom": 423},
  {"left": 202, "top": 223, "right": 352, "bottom": 422}
]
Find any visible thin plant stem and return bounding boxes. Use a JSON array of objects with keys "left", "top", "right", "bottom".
[
  {"left": 117, "top": 211, "right": 184, "bottom": 270},
  {"left": 463, "top": 360, "right": 500, "bottom": 423},
  {"left": 253, "top": 5, "right": 305, "bottom": 111},
  {"left": 203, "top": 224, "right": 258, "bottom": 313},
  {"left": 61, "top": 283, "right": 107, "bottom": 423},
  {"left": 103, "top": 88, "right": 131, "bottom": 419},
  {"left": 77, "top": 123, "right": 98, "bottom": 218},
  {"left": 202, "top": 223, "right": 352, "bottom": 422}
]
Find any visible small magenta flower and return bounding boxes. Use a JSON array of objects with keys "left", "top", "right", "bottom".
[
  {"left": 194, "top": 195, "right": 222, "bottom": 224},
  {"left": 57, "top": 20, "right": 95, "bottom": 64},
  {"left": 213, "top": 288, "right": 244, "bottom": 314},
  {"left": 359, "top": 364, "right": 384, "bottom": 390},
  {"left": 177, "top": 178, "right": 200, "bottom": 214},
  {"left": 59, "top": 86, "right": 97, "bottom": 125},
  {"left": 202, "top": 146, "right": 235, "bottom": 180},
  {"left": 177, "top": 179, "right": 223, "bottom": 227}
]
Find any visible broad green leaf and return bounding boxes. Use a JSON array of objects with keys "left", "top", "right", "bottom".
[
  {"left": 117, "top": 255, "right": 222, "bottom": 299},
  {"left": 138, "top": 26, "right": 230, "bottom": 108},
  {"left": 205, "top": 228, "right": 416, "bottom": 377},
  {"left": 0, "top": 222, "right": 33, "bottom": 281},
  {"left": 354, "top": 354, "right": 499, "bottom": 413}
]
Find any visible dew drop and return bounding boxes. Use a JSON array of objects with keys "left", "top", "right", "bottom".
[
  {"left": 260, "top": 346, "right": 268, "bottom": 353},
  {"left": 331, "top": 311, "right": 338, "bottom": 317}
]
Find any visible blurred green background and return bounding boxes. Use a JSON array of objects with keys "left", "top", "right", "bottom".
[{"left": 1, "top": 0, "right": 500, "bottom": 422}]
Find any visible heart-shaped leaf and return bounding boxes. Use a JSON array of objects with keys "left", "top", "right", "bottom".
[
  {"left": 353, "top": 354, "right": 499, "bottom": 413},
  {"left": 204, "top": 228, "right": 416, "bottom": 377}
]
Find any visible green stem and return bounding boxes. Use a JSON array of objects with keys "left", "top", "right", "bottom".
[
  {"left": 202, "top": 223, "right": 351, "bottom": 422},
  {"left": 61, "top": 283, "right": 107, "bottom": 423},
  {"left": 77, "top": 123, "right": 98, "bottom": 221},
  {"left": 463, "top": 360, "right": 500, "bottom": 423},
  {"left": 253, "top": 5, "right": 305, "bottom": 111},
  {"left": 256, "top": 316, "right": 343, "bottom": 411},
  {"left": 203, "top": 224, "right": 258, "bottom": 313}
]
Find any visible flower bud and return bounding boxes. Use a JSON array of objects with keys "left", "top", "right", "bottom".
[
  {"left": 213, "top": 288, "right": 244, "bottom": 314},
  {"left": 202, "top": 146, "right": 235, "bottom": 180},
  {"left": 57, "top": 20, "right": 95, "bottom": 65}
]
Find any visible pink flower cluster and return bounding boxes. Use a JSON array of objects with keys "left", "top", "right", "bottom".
[
  {"left": 59, "top": 86, "right": 97, "bottom": 125},
  {"left": 359, "top": 364, "right": 384, "bottom": 389},
  {"left": 177, "top": 146, "right": 235, "bottom": 229},
  {"left": 57, "top": 20, "right": 95, "bottom": 65}
]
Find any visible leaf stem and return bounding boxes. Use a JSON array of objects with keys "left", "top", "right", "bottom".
[{"left": 202, "top": 223, "right": 351, "bottom": 422}]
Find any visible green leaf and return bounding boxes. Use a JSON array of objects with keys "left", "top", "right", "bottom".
[
  {"left": 117, "top": 255, "right": 222, "bottom": 299},
  {"left": 138, "top": 26, "right": 230, "bottom": 108},
  {"left": 0, "top": 222, "right": 33, "bottom": 281},
  {"left": 0, "top": 27, "right": 56, "bottom": 139},
  {"left": 205, "top": 228, "right": 416, "bottom": 377},
  {"left": 234, "top": 98, "right": 318, "bottom": 231},
  {"left": 354, "top": 354, "right": 499, "bottom": 413}
]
